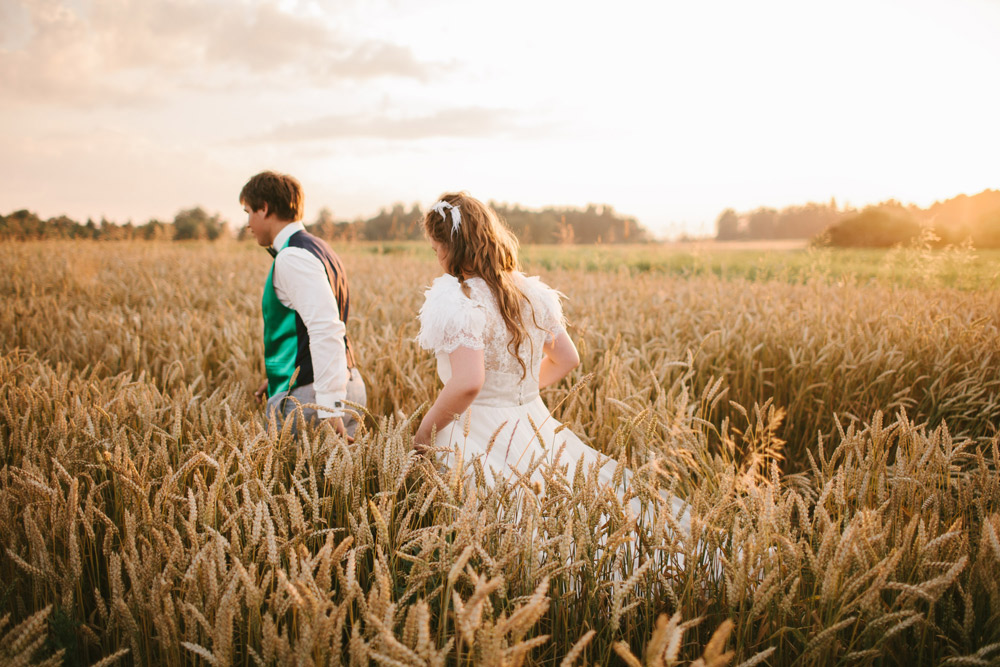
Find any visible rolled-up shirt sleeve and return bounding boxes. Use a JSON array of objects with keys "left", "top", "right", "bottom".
[{"left": 272, "top": 248, "right": 348, "bottom": 419}]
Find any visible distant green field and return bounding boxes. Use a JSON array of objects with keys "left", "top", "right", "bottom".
[{"left": 361, "top": 240, "right": 1000, "bottom": 290}]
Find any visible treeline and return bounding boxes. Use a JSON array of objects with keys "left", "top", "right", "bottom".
[
  {"left": 716, "top": 189, "right": 1000, "bottom": 248},
  {"left": 0, "top": 207, "right": 229, "bottom": 241},
  {"left": 715, "top": 200, "right": 845, "bottom": 241},
  {"left": 254, "top": 202, "right": 648, "bottom": 244},
  {"left": 2, "top": 202, "right": 647, "bottom": 244},
  {"left": 818, "top": 190, "right": 1000, "bottom": 248}
]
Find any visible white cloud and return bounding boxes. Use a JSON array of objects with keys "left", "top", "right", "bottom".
[
  {"left": 0, "top": 0, "right": 438, "bottom": 108},
  {"left": 249, "top": 107, "right": 543, "bottom": 142},
  {"left": 2, "top": 0, "right": 999, "bottom": 235}
]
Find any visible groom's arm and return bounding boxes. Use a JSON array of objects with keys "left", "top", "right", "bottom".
[{"left": 272, "top": 249, "right": 349, "bottom": 419}]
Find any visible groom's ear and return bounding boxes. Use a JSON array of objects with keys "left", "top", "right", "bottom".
[{"left": 260, "top": 202, "right": 269, "bottom": 217}]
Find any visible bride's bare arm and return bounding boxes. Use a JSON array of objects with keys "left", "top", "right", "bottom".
[
  {"left": 539, "top": 331, "right": 580, "bottom": 389},
  {"left": 414, "top": 347, "right": 485, "bottom": 448}
]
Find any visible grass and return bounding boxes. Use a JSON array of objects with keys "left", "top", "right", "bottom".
[
  {"left": 1, "top": 240, "right": 998, "bottom": 665},
  {"left": 361, "top": 240, "right": 1000, "bottom": 290}
]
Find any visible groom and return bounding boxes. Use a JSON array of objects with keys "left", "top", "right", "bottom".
[{"left": 240, "top": 171, "right": 366, "bottom": 437}]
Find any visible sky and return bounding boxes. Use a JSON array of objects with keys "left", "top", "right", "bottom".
[{"left": 1, "top": 0, "right": 999, "bottom": 238}]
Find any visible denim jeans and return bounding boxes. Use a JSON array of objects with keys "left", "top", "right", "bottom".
[{"left": 264, "top": 368, "right": 366, "bottom": 437}]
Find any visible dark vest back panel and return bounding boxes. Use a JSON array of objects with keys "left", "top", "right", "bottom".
[
  {"left": 285, "top": 231, "right": 356, "bottom": 382},
  {"left": 263, "top": 230, "right": 355, "bottom": 395}
]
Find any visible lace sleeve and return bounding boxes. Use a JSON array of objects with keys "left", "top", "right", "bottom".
[
  {"left": 522, "top": 275, "right": 567, "bottom": 342},
  {"left": 417, "top": 274, "right": 487, "bottom": 354}
]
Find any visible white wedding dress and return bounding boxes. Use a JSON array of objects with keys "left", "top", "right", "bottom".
[{"left": 417, "top": 272, "right": 690, "bottom": 531}]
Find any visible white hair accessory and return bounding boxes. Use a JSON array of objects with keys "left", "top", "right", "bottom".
[{"left": 431, "top": 200, "right": 462, "bottom": 237}]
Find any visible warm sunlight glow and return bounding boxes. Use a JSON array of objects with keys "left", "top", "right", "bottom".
[{"left": 1, "top": 0, "right": 998, "bottom": 236}]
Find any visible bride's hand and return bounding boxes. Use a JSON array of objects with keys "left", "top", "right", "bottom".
[{"left": 412, "top": 428, "right": 431, "bottom": 456}]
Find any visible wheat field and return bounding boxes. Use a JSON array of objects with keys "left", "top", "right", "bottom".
[{"left": 2, "top": 241, "right": 999, "bottom": 666}]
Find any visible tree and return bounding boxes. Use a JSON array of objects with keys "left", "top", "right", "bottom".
[
  {"left": 556, "top": 215, "right": 575, "bottom": 245},
  {"left": 141, "top": 219, "right": 171, "bottom": 241},
  {"left": 173, "top": 207, "right": 225, "bottom": 240},
  {"left": 974, "top": 211, "right": 1000, "bottom": 247},
  {"left": 715, "top": 209, "right": 741, "bottom": 240},
  {"left": 309, "top": 207, "right": 337, "bottom": 240},
  {"left": 747, "top": 207, "right": 779, "bottom": 239},
  {"left": 819, "top": 208, "right": 921, "bottom": 247},
  {"left": 2, "top": 210, "right": 44, "bottom": 240}
]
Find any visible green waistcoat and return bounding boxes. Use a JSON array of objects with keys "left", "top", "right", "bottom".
[{"left": 262, "top": 235, "right": 299, "bottom": 396}]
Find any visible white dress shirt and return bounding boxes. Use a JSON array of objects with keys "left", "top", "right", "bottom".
[{"left": 271, "top": 222, "right": 348, "bottom": 419}]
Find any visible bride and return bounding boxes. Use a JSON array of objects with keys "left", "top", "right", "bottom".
[{"left": 413, "top": 192, "right": 689, "bottom": 530}]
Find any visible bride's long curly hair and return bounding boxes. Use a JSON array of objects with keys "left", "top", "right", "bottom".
[{"left": 423, "top": 192, "right": 536, "bottom": 377}]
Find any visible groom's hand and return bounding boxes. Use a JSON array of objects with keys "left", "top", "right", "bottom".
[
  {"left": 325, "top": 416, "right": 355, "bottom": 444},
  {"left": 253, "top": 380, "right": 268, "bottom": 403}
]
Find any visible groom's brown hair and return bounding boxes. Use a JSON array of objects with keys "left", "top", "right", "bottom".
[{"left": 239, "top": 171, "right": 304, "bottom": 222}]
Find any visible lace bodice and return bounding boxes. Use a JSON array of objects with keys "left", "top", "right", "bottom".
[{"left": 417, "top": 273, "right": 566, "bottom": 407}]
